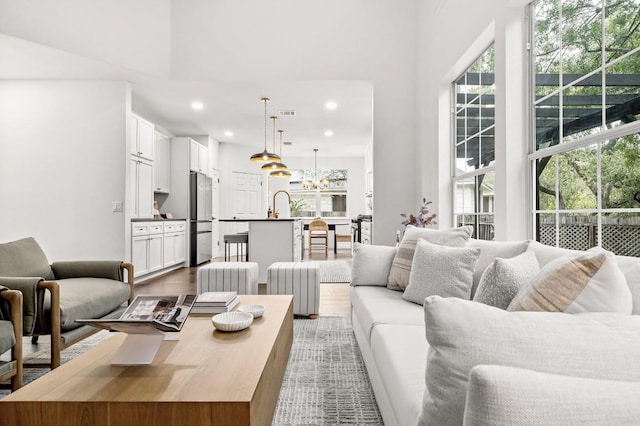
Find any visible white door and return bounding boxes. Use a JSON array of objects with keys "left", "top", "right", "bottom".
[
  {"left": 226, "top": 172, "right": 262, "bottom": 255},
  {"left": 211, "top": 169, "right": 221, "bottom": 257}
]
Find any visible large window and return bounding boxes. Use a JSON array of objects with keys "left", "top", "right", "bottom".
[
  {"left": 530, "top": 0, "right": 640, "bottom": 256},
  {"left": 453, "top": 45, "right": 496, "bottom": 240},
  {"left": 288, "top": 169, "right": 348, "bottom": 217}
]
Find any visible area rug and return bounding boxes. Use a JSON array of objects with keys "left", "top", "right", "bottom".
[
  {"left": 319, "top": 260, "right": 352, "bottom": 283},
  {"left": 0, "top": 318, "right": 383, "bottom": 425}
]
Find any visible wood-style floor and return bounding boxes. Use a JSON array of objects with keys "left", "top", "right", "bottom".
[{"left": 136, "top": 248, "right": 353, "bottom": 317}]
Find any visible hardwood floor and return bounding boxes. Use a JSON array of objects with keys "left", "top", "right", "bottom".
[{"left": 136, "top": 249, "right": 353, "bottom": 317}]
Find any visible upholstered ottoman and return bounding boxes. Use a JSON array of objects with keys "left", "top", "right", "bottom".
[
  {"left": 197, "top": 262, "right": 259, "bottom": 295},
  {"left": 267, "top": 262, "right": 320, "bottom": 317}
]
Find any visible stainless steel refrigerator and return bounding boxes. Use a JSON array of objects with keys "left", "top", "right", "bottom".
[{"left": 190, "top": 172, "right": 213, "bottom": 266}]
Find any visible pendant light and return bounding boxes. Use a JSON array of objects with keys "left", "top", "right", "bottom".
[
  {"left": 261, "top": 116, "right": 288, "bottom": 171},
  {"left": 270, "top": 129, "right": 292, "bottom": 177},
  {"left": 250, "top": 98, "right": 281, "bottom": 163}
]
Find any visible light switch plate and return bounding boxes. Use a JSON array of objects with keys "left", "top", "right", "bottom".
[{"left": 112, "top": 201, "right": 123, "bottom": 212}]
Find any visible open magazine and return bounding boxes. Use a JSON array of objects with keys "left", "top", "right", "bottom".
[{"left": 76, "top": 294, "right": 197, "bottom": 334}]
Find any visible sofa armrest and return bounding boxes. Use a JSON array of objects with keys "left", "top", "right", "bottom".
[
  {"left": 463, "top": 365, "right": 640, "bottom": 426},
  {"left": 51, "top": 260, "right": 124, "bottom": 281},
  {"left": 0, "top": 276, "right": 43, "bottom": 335}
]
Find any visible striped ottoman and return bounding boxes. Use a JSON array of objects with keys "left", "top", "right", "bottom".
[
  {"left": 197, "top": 262, "right": 259, "bottom": 295},
  {"left": 267, "top": 262, "right": 320, "bottom": 318}
]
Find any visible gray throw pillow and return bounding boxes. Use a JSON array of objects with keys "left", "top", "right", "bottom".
[
  {"left": 350, "top": 243, "right": 397, "bottom": 286},
  {"left": 473, "top": 248, "right": 539, "bottom": 310},
  {"left": 421, "top": 296, "right": 640, "bottom": 426},
  {"left": 402, "top": 239, "right": 480, "bottom": 305},
  {"left": 387, "top": 225, "right": 473, "bottom": 291},
  {"left": 464, "top": 365, "right": 640, "bottom": 426}
]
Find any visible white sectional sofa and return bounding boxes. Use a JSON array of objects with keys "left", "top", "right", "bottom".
[{"left": 350, "top": 237, "right": 640, "bottom": 426}]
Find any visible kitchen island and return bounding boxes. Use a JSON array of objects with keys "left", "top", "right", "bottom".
[{"left": 220, "top": 219, "right": 303, "bottom": 282}]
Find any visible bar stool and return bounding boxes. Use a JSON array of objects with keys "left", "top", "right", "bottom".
[{"left": 224, "top": 232, "right": 249, "bottom": 261}]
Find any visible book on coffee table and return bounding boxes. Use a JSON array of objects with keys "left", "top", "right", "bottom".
[
  {"left": 191, "top": 291, "right": 239, "bottom": 314},
  {"left": 76, "top": 294, "right": 197, "bottom": 334}
]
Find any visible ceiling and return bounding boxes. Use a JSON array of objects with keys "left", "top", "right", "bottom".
[{"left": 1, "top": 34, "right": 373, "bottom": 158}]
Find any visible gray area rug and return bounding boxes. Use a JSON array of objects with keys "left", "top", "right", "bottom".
[
  {"left": 1, "top": 318, "right": 383, "bottom": 425},
  {"left": 319, "top": 261, "right": 352, "bottom": 283}
]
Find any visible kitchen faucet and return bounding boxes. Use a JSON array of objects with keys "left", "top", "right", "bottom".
[{"left": 272, "top": 190, "right": 291, "bottom": 218}]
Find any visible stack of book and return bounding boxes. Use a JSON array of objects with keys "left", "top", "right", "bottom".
[{"left": 191, "top": 291, "right": 240, "bottom": 314}]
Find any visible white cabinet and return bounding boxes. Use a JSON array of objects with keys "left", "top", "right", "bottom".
[
  {"left": 130, "top": 157, "right": 154, "bottom": 218},
  {"left": 190, "top": 139, "right": 209, "bottom": 174},
  {"left": 131, "top": 222, "right": 164, "bottom": 277},
  {"left": 154, "top": 132, "right": 170, "bottom": 193},
  {"left": 130, "top": 114, "right": 154, "bottom": 161},
  {"left": 248, "top": 220, "right": 302, "bottom": 282},
  {"left": 162, "top": 221, "right": 187, "bottom": 266},
  {"left": 361, "top": 221, "right": 372, "bottom": 245}
]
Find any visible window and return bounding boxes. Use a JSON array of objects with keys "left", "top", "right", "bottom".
[
  {"left": 288, "top": 169, "right": 348, "bottom": 217},
  {"left": 530, "top": 0, "right": 640, "bottom": 256},
  {"left": 453, "top": 45, "right": 496, "bottom": 240}
]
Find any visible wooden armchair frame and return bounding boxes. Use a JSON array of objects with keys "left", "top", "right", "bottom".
[{"left": 0, "top": 289, "right": 23, "bottom": 391}]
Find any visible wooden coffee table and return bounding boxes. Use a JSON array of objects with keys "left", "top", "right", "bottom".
[{"left": 1, "top": 295, "right": 293, "bottom": 426}]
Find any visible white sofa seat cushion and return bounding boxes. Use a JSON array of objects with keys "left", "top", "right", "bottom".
[
  {"left": 464, "top": 365, "right": 640, "bottom": 426},
  {"left": 420, "top": 296, "right": 640, "bottom": 426},
  {"left": 350, "top": 286, "right": 424, "bottom": 343},
  {"left": 370, "top": 324, "right": 427, "bottom": 426}
]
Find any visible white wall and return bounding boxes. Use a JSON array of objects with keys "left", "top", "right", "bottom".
[
  {"left": 0, "top": 0, "right": 172, "bottom": 78},
  {"left": 0, "top": 80, "right": 128, "bottom": 260},
  {"left": 417, "top": 0, "right": 530, "bottom": 240}
]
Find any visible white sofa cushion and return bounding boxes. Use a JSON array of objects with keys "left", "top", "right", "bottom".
[
  {"left": 464, "top": 365, "right": 640, "bottom": 426},
  {"left": 387, "top": 226, "right": 473, "bottom": 291},
  {"left": 466, "top": 239, "right": 529, "bottom": 298},
  {"left": 350, "top": 243, "right": 397, "bottom": 286},
  {"left": 403, "top": 239, "right": 480, "bottom": 305},
  {"left": 370, "top": 324, "right": 427, "bottom": 426},
  {"left": 508, "top": 249, "right": 632, "bottom": 314},
  {"left": 473, "top": 247, "right": 539, "bottom": 310},
  {"left": 351, "top": 286, "right": 424, "bottom": 344},
  {"left": 420, "top": 296, "right": 640, "bottom": 426}
]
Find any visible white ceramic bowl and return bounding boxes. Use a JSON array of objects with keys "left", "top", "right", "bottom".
[
  {"left": 237, "top": 304, "right": 265, "bottom": 319},
  {"left": 211, "top": 311, "right": 253, "bottom": 332}
]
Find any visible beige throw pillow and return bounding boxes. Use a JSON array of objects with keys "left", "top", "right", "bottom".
[
  {"left": 402, "top": 239, "right": 480, "bottom": 305},
  {"left": 387, "top": 225, "right": 473, "bottom": 291},
  {"left": 421, "top": 296, "right": 640, "bottom": 426},
  {"left": 508, "top": 249, "right": 632, "bottom": 314},
  {"left": 473, "top": 248, "right": 539, "bottom": 310}
]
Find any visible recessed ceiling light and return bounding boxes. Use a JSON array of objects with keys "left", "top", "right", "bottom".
[
  {"left": 325, "top": 101, "right": 338, "bottom": 110},
  {"left": 191, "top": 101, "right": 204, "bottom": 110},
  {"left": 224, "top": 131, "right": 233, "bottom": 137},
  {"left": 324, "top": 130, "right": 334, "bottom": 137}
]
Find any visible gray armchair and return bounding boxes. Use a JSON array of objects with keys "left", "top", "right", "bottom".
[
  {"left": 0, "top": 237, "right": 134, "bottom": 369},
  {"left": 0, "top": 286, "right": 22, "bottom": 391}
]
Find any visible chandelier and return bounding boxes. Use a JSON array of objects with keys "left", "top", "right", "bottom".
[
  {"left": 303, "top": 148, "right": 329, "bottom": 190},
  {"left": 250, "top": 98, "right": 281, "bottom": 163}
]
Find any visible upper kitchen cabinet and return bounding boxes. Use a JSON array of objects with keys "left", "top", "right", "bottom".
[
  {"left": 130, "top": 156, "right": 154, "bottom": 218},
  {"left": 130, "top": 114, "right": 154, "bottom": 161},
  {"left": 190, "top": 139, "right": 209, "bottom": 175},
  {"left": 154, "top": 131, "right": 171, "bottom": 193}
]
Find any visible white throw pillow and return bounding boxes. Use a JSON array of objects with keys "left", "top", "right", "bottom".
[
  {"left": 466, "top": 239, "right": 529, "bottom": 298},
  {"left": 387, "top": 225, "right": 473, "bottom": 291},
  {"left": 421, "top": 296, "right": 640, "bottom": 426},
  {"left": 350, "top": 243, "right": 398, "bottom": 286},
  {"left": 473, "top": 248, "right": 539, "bottom": 310},
  {"left": 508, "top": 249, "right": 632, "bottom": 314},
  {"left": 402, "top": 239, "right": 479, "bottom": 305},
  {"left": 464, "top": 365, "right": 640, "bottom": 426}
]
